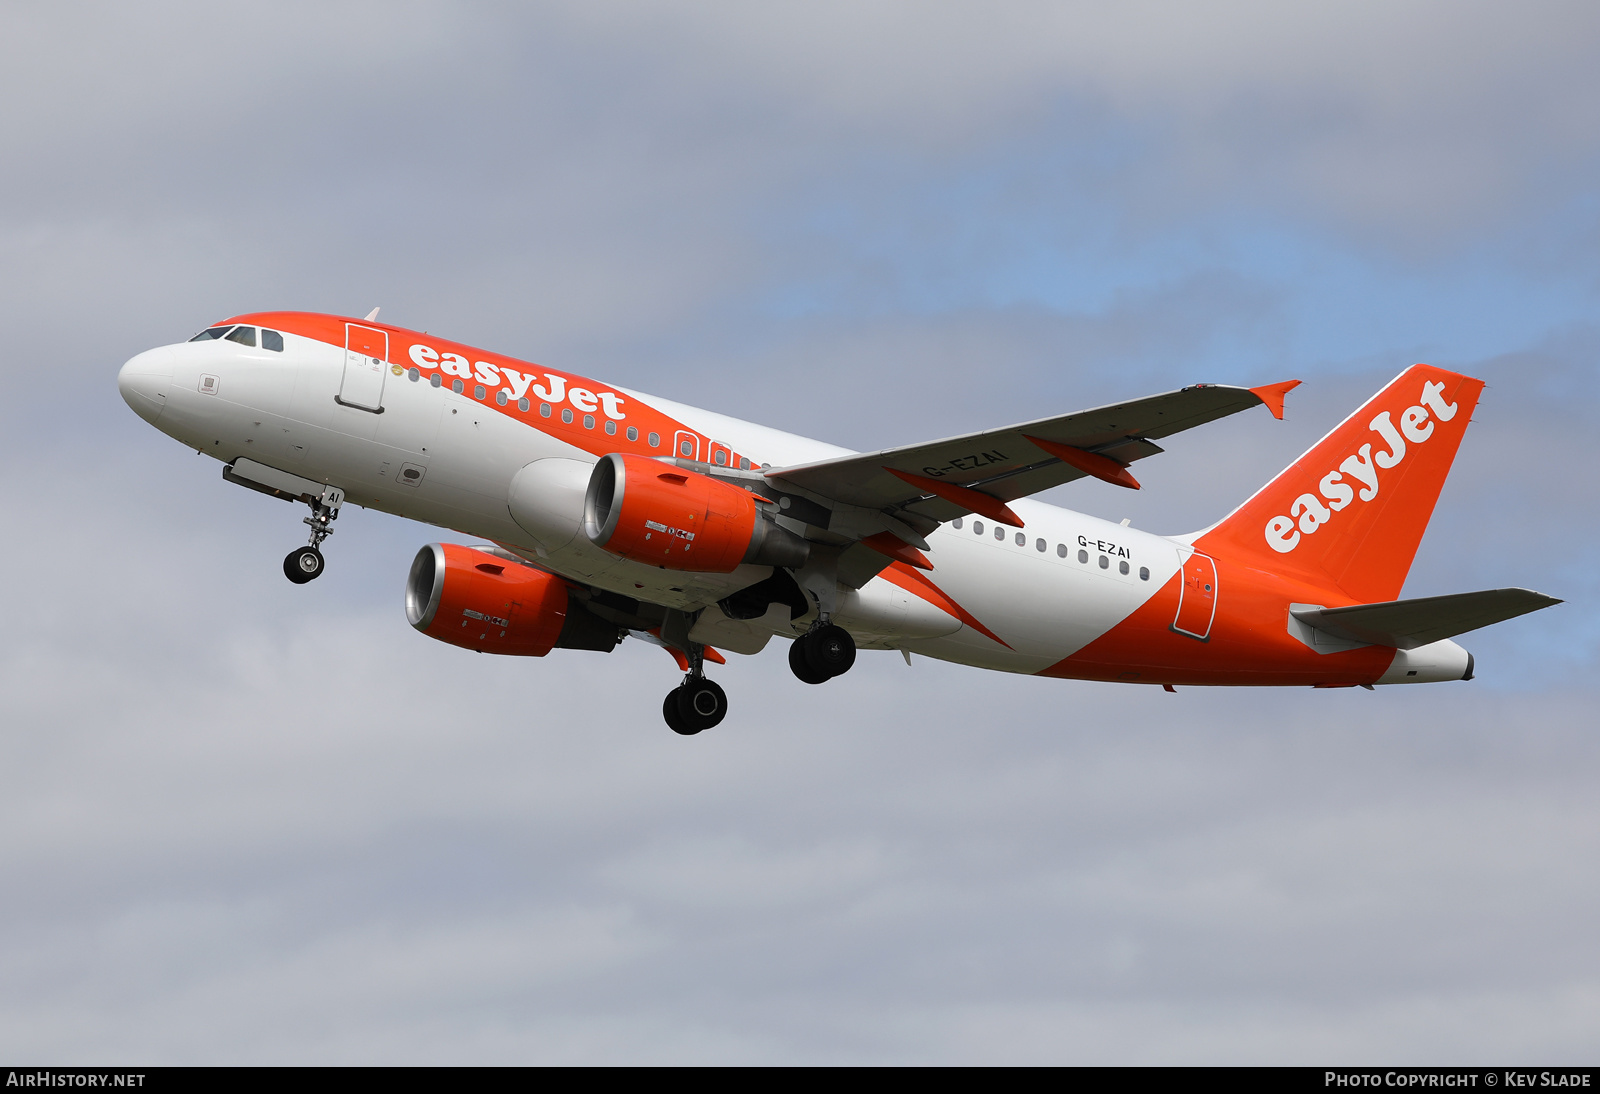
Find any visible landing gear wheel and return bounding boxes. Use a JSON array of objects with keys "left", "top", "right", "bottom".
[
  {"left": 675, "top": 677, "right": 728, "bottom": 733},
  {"left": 663, "top": 689, "right": 698, "bottom": 735},
  {"left": 809, "top": 624, "right": 856, "bottom": 677},
  {"left": 789, "top": 634, "right": 832, "bottom": 685},
  {"left": 283, "top": 546, "right": 325, "bottom": 584},
  {"left": 790, "top": 624, "right": 856, "bottom": 683}
]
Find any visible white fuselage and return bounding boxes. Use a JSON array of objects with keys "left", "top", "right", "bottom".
[{"left": 119, "top": 328, "right": 1180, "bottom": 673}]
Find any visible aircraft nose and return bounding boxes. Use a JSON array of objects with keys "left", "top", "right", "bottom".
[{"left": 118, "top": 349, "right": 173, "bottom": 425}]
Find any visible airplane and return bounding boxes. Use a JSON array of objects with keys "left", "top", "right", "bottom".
[{"left": 116, "top": 309, "right": 1560, "bottom": 734}]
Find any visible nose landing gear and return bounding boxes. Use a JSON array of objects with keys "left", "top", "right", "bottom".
[
  {"left": 220, "top": 460, "right": 346, "bottom": 587},
  {"left": 283, "top": 490, "right": 342, "bottom": 585}
]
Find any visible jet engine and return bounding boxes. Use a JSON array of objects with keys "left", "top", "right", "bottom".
[
  {"left": 583, "top": 453, "right": 809, "bottom": 573},
  {"left": 405, "top": 543, "right": 621, "bottom": 655}
]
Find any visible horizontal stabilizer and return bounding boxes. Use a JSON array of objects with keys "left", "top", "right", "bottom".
[{"left": 1292, "top": 588, "right": 1561, "bottom": 650}]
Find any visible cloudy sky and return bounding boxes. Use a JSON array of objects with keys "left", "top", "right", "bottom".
[{"left": 1, "top": 1, "right": 1597, "bottom": 1063}]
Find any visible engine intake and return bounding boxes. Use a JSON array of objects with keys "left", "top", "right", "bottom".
[
  {"left": 583, "top": 453, "right": 809, "bottom": 573},
  {"left": 405, "top": 543, "right": 621, "bottom": 655}
]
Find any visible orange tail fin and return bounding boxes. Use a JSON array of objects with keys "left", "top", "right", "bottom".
[{"left": 1196, "top": 365, "right": 1484, "bottom": 604}]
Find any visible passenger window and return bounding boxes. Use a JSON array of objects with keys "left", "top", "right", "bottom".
[
  {"left": 1056, "top": 543, "right": 1067, "bottom": 558},
  {"left": 474, "top": 384, "right": 486, "bottom": 400},
  {"left": 495, "top": 390, "right": 508, "bottom": 405},
  {"left": 430, "top": 373, "right": 442, "bottom": 388},
  {"left": 1140, "top": 566, "right": 1150, "bottom": 581},
  {"left": 451, "top": 379, "right": 464, "bottom": 394},
  {"left": 1014, "top": 532, "right": 1025, "bottom": 546},
  {"left": 740, "top": 458, "right": 751, "bottom": 470},
  {"left": 1078, "top": 549, "right": 1088, "bottom": 563},
  {"left": 1036, "top": 538, "right": 1046, "bottom": 552},
  {"left": 261, "top": 329, "right": 284, "bottom": 352},
  {"left": 1099, "top": 555, "right": 1109, "bottom": 569},
  {"left": 1119, "top": 560, "right": 1130, "bottom": 575},
  {"left": 518, "top": 397, "right": 530, "bottom": 412},
  {"left": 407, "top": 368, "right": 419, "bottom": 381},
  {"left": 994, "top": 527, "right": 1004, "bottom": 540},
  {"left": 190, "top": 326, "right": 232, "bottom": 341},
  {"left": 627, "top": 426, "right": 639, "bottom": 441},
  {"left": 714, "top": 449, "right": 727, "bottom": 465},
  {"left": 679, "top": 440, "right": 693, "bottom": 457},
  {"left": 605, "top": 420, "right": 617, "bottom": 435},
  {"left": 952, "top": 518, "right": 963, "bottom": 529},
  {"left": 540, "top": 403, "right": 551, "bottom": 417},
  {"left": 648, "top": 432, "right": 660, "bottom": 447},
  {"left": 224, "top": 326, "right": 256, "bottom": 347},
  {"left": 973, "top": 521, "right": 984, "bottom": 536},
  {"left": 562, "top": 408, "right": 574, "bottom": 424}
]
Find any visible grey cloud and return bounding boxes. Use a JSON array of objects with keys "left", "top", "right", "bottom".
[{"left": 2, "top": 497, "right": 1595, "bottom": 1063}]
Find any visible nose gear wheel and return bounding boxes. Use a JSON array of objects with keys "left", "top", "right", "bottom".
[{"left": 283, "top": 546, "right": 325, "bottom": 584}]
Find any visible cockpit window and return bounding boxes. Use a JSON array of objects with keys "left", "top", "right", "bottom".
[
  {"left": 224, "top": 326, "right": 257, "bottom": 347},
  {"left": 190, "top": 326, "right": 233, "bottom": 341},
  {"left": 261, "top": 329, "right": 284, "bottom": 352}
]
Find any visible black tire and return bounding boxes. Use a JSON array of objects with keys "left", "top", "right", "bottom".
[
  {"left": 675, "top": 677, "right": 728, "bottom": 732},
  {"left": 663, "top": 688, "right": 699, "bottom": 735},
  {"left": 284, "top": 546, "right": 324, "bottom": 584},
  {"left": 789, "top": 634, "right": 832, "bottom": 684},
  {"left": 803, "top": 624, "right": 856, "bottom": 679}
]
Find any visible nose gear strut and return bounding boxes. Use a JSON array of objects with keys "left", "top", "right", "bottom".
[{"left": 283, "top": 491, "right": 341, "bottom": 584}]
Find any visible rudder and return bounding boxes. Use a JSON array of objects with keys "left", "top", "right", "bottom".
[{"left": 1195, "top": 365, "right": 1484, "bottom": 604}]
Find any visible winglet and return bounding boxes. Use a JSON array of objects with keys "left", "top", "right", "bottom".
[
  {"left": 1249, "top": 379, "right": 1301, "bottom": 420},
  {"left": 1023, "top": 435, "right": 1140, "bottom": 490},
  {"left": 364, "top": 307, "right": 381, "bottom": 322},
  {"left": 861, "top": 530, "right": 934, "bottom": 570},
  {"left": 885, "top": 468, "right": 1025, "bottom": 527}
]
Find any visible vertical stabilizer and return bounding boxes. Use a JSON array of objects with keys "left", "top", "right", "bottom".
[{"left": 1195, "top": 365, "right": 1484, "bottom": 604}]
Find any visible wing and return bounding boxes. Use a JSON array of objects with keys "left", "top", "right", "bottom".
[{"left": 764, "top": 381, "right": 1297, "bottom": 529}]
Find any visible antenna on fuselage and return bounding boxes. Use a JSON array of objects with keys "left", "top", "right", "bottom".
[{"left": 363, "top": 307, "right": 381, "bottom": 322}]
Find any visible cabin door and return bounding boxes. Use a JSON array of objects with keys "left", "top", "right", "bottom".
[
  {"left": 338, "top": 323, "right": 389, "bottom": 412},
  {"left": 1172, "top": 549, "right": 1218, "bottom": 641}
]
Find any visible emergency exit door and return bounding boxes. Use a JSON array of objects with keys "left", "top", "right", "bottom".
[
  {"left": 1172, "top": 550, "right": 1218, "bottom": 640},
  {"left": 337, "top": 323, "right": 388, "bottom": 412}
]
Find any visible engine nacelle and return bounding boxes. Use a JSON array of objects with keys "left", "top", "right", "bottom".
[
  {"left": 583, "top": 453, "right": 809, "bottom": 573},
  {"left": 405, "top": 543, "right": 619, "bottom": 655}
]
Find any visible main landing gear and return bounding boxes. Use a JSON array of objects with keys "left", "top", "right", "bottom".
[
  {"left": 652, "top": 606, "right": 856, "bottom": 735},
  {"left": 662, "top": 643, "right": 728, "bottom": 736},
  {"left": 283, "top": 491, "right": 341, "bottom": 585},
  {"left": 789, "top": 622, "right": 856, "bottom": 685},
  {"left": 663, "top": 675, "right": 728, "bottom": 736}
]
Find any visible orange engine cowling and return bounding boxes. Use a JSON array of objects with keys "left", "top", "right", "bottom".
[
  {"left": 405, "top": 543, "right": 618, "bottom": 655},
  {"left": 583, "top": 453, "right": 809, "bottom": 573}
]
